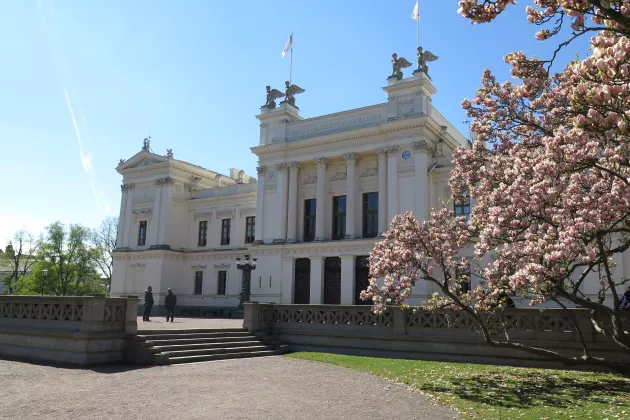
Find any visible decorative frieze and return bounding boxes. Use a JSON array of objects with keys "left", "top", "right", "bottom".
[
  {"left": 361, "top": 167, "right": 378, "bottom": 177},
  {"left": 302, "top": 176, "right": 317, "bottom": 185},
  {"left": 330, "top": 172, "right": 347, "bottom": 181},
  {"left": 214, "top": 263, "right": 231, "bottom": 269},
  {"left": 190, "top": 264, "right": 207, "bottom": 269}
]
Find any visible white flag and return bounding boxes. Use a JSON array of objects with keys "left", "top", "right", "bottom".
[
  {"left": 411, "top": 0, "right": 419, "bottom": 22},
  {"left": 282, "top": 33, "right": 293, "bottom": 58}
]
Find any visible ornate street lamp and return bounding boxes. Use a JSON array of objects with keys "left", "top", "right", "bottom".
[
  {"left": 236, "top": 254, "right": 257, "bottom": 309},
  {"left": 41, "top": 269, "right": 48, "bottom": 296}
]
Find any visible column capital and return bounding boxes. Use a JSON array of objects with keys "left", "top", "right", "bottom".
[
  {"left": 121, "top": 183, "right": 135, "bottom": 191},
  {"left": 387, "top": 145, "right": 400, "bottom": 154},
  {"left": 287, "top": 161, "right": 300, "bottom": 171},
  {"left": 375, "top": 148, "right": 388, "bottom": 156},
  {"left": 343, "top": 152, "right": 358, "bottom": 162},
  {"left": 314, "top": 157, "right": 327, "bottom": 168},
  {"left": 275, "top": 163, "right": 287, "bottom": 172},
  {"left": 256, "top": 166, "right": 266, "bottom": 174},
  {"left": 156, "top": 177, "right": 175, "bottom": 186},
  {"left": 412, "top": 140, "right": 430, "bottom": 153}
]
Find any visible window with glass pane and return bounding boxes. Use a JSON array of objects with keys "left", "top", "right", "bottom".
[
  {"left": 217, "top": 271, "right": 227, "bottom": 295},
  {"left": 221, "top": 219, "right": 231, "bottom": 245},
  {"left": 362, "top": 192, "right": 378, "bottom": 238},
  {"left": 454, "top": 195, "right": 471, "bottom": 222},
  {"left": 138, "top": 221, "right": 147, "bottom": 246},
  {"left": 303, "top": 199, "right": 316, "bottom": 242},
  {"left": 194, "top": 271, "right": 203, "bottom": 295},
  {"left": 198, "top": 221, "right": 208, "bottom": 247},
  {"left": 245, "top": 216, "right": 255, "bottom": 243},
  {"left": 332, "top": 195, "right": 346, "bottom": 240}
]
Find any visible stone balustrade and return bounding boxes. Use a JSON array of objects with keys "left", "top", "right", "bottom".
[
  {"left": 244, "top": 303, "right": 630, "bottom": 368},
  {"left": 0, "top": 296, "right": 138, "bottom": 366}
]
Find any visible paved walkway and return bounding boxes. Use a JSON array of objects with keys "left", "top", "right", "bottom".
[
  {"left": 137, "top": 316, "right": 243, "bottom": 330},
  {"left": 0, "top": 357, "right": 457, "bottom": 419}
]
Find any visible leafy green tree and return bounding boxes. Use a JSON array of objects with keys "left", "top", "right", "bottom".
[{"left": 0, "top": 230, "right": 39, "bottom": 292}]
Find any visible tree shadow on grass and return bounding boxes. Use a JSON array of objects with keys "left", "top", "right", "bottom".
[{"left": 423, "top": 372, "right": 630, "bottom": 409}]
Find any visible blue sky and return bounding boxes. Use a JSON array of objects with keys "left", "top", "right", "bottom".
[{"left": 0, "top": 1, "right": 590, "bottom": 246}]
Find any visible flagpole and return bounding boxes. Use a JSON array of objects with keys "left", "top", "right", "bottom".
[
  {"left": 416, "top": 2, "right": 420, "bottom": 48},
  {"left": 290, "top": 30, "right": 293, "bottom": 85}
]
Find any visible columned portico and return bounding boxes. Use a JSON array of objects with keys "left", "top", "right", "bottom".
[
  {"left": 376, "top": 148, "right": 388, "bottom": 235},
  {"left": 413, "top": 141, "right": 429, "bottom": 222},
  {"left": 274, "top": 164, "right": 287, "bottom": 243},
  {"left": 340, "top": 255, "right": 355, "bottom": 304},
  {"left": 344, "top": 153, "right": 358, "bottom": 239},
  {"left": 386, "top": 146, "right": 399, "bottom": 226},
  {"left": 254, "top": 166, "right": 265, "bottom": 243},
  {"left": 286, "top": 162, "right": 299, "bottom": 243},
  {"left": 309, "top": 256, "right": 325, "bottom": 304},
  {"left": 314, "top": 157, "right": 328, "bottom": 241}
]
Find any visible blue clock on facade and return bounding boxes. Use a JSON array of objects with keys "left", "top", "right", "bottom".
[
  {"left": 401, "top": 149, "right": 412, "bottom": 160},
  {"left": 268, "top": 171, "right": 276, "bottom": 179}
]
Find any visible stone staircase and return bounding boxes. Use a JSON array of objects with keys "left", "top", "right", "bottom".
[{"left": 127, "top": 328, "right": 287, "bottom": 365}]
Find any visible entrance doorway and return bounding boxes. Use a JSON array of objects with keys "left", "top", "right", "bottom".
[
  {"left": 324, "top": 257, "right": 341, "bottom": 304},
  {"left": 355, "top": 256, "right": 371, "bottom": 305},
  {"left": 294, "top": 258, "right": 311, "bottom": 304}
]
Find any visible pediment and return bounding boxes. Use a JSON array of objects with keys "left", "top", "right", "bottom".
[{"left": 118, "top": 152, "right": 169, "bottom": 171}]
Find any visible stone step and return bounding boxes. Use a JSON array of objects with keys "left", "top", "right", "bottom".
[
  {"left": 151, "top": 340, "right": 267, "bottom": 352},
  {"left": 139, "top": 332, "right": 253, "bottom": 340},
  {"left": 160, "top": 345, "right": 271, "bottom": 357},
  {"left": 167, "top": 349, "right": 287, "bottom": 365},
  {"left": 145, "top": 336, "right": 259, "bottom": 346},
  {"left": 138, "top": 328, "right": 246, "bottom": 336}
]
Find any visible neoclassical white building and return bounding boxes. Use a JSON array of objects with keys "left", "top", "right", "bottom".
[{"left": 111, "top": 71, "right": 474, "bottom": 313}]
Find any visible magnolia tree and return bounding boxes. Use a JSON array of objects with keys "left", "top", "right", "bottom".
[{"left": 362, "top": 1, "right": 630, "bottom": 374}]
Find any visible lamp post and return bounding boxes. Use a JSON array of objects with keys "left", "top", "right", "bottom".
[
  {"left": 41, "top": 269, "right": 48, "bottom": 296},
  {"left": 236, "top": 254, "right": 257, "bottom": 309}
]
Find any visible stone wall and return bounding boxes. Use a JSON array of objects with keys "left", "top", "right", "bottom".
[
  {"left": 0, "top": 296, "right": 138, "bottom": 366},
  {"left": 244, "top": 303, "right": 630, "bottom": 369}
]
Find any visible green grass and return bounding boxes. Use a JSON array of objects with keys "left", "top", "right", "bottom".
[{"left": 287, "top": 352, "right": 630, "bottom": 419}]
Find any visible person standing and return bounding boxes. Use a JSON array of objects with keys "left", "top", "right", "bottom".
[
  {"left": 165, "top": 288, "right": 177, "bottom": 322},
  {"left": 143, "top": 286, "right": 154, "bottom": 321}
]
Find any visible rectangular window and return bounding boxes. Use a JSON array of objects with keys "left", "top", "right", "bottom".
[
  {"left": 194, "top": 271, "right": 203, "bottom": 295},
  {"left": 362, "top": 192, "right": 378, "bottom": 238},
  {"left": 332, "top": 195, "right": 346, "bottom": 240},
  {"left": 456, "top": 264, "right": 472, "bottom": 294},
  {"left": 245, "top": 216, "right": 255, "bottom": 243},
  {"left": 454, "top": 195, "right": 471, "bottom": 222},
  {"left": 221, "top": 219, "right": 231, "bottom": 245},
  {"left": 138, "top": 221, "right": 147, "bottom": 246},
  {"left": 217, "top": 271, "right": 227, "bottom": 295},
  {"left": 303, "top": 199, "right": 316, "bottom": 242},
  {"left": 198, "top": 221, "right": 208, "bottom": 247}
]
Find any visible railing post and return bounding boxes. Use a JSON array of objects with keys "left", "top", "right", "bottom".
[
  {"left": 124, "top": 297, "right": 139, "bottom": 335},
  {"left": 393, "top": 306, "right": 407, "bottom": 336},
  {"left": 80, "top": 297, "right": 106, "bottom": 333},
  {"left": 244, "top": 302, "right": 270, "bottom": 333}
]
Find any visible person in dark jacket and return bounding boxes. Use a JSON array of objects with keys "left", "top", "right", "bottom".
[
  {"left": 165, "top": 288, "right": 177, "bottom": 322},
  {"left": 143, "top": 286, "right": 154, "bottom": 321},
  {"left": 620, "top": 286, "right": 630, "bottom": 309}
]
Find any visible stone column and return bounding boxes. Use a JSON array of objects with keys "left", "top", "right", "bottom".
[
  {"left": 233, "top": 206, "right": 241, "bottom": 248},
  {"left": 117, "top": 185, "right": 128, "bottom": 247},
  {"left": 340, "top": 255, "right": 356, "bottom": 305},
  {"left": 274, "top": 164, "right": 288, "bottom": 243},
  {"left": 120, "top": 183, "right": 134, "bottom": 248},
  {"left": 286, "top": 162, "right": 300, "bottom": 243},
  {"left": 309, "top": 256, "right": 325, "bottom": 304},
  {"left": 376, "top": 148, "right": 388, "bottom": 236},
  {"left": 314, "top": 157, "right": 328, "bottom": 242},
  {"left": 413, "top": 141, "right": 430, "bottom": 223},
  {"left": 343, "top": 153, "right": 357, "bottom": 239},
  {"left": 280, "top": 257, "right": 295, "bottom": 304},
  {"left": 387, "top": 146, "right": 399, "bottom": 224},
  {"left": 254, "top": 166, "right": 265, "bottom": 244},
  {"left": 156, "top": 177, "right": 174, "bottom": 246}
]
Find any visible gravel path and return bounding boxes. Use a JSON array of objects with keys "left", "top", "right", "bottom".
[{"left": 0, "top": 356, "right": 457, "bottom": 420}]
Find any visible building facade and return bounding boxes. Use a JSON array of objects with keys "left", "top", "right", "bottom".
[{"left": 110, "top": 72, "right": 472, "bottom": 312}]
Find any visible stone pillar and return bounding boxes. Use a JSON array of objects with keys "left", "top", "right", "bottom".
[
  {"left": 309, "top": 256, "right": 325, "bottom": 304},
  {"left": 254, "top": 166, "right": 265, "bottom": 244},
  {"left": 286, "top": 162, "right": 300, "bottom": 243},
  {"left": 344, "top": 153, "right": 357, "bottom": 239},
  {"left": 156, "top": 177, "right": 174, "bottom": 246},
  {"left": 117, "top": 185, "right": 128, "bottom": 247},
  {"left": 274, "top": 164, "right": 288, "bottom": 243},
  {"left": 280, "top": 257, "right": 295, "bottom": 304},
  {"left": 124, "top": 296, "right": 139, "bottom": 335},
  {"left": 413, "top": 141, "right": 430, "bottom": 223},
  {"left": 340, "top": 255, "right": 355, "bottom": 305},
  {"left": 314, "top": 157, "right": 328, "bottom": 241},
  {"left": 376, "top": 148, "right": 388, "bottom": 235},
  {"left": 148, "top": 183, "right": 162, "bottom": 246},
  {"left": 387, "top": 146, "right": 399, "bottom": 224},
  {"left": 80, "top": 296, "right": 106, "bottom": 333},
  {"left": 120, "top": 183, "right": 134, "bottom": 248},
  {"left": 233, "top": 206, "right": 241, "bottom": 248}
]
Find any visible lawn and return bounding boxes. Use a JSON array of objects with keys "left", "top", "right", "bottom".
[{"left": 287, "top": 352, "right": 630, "bottom": 419}]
